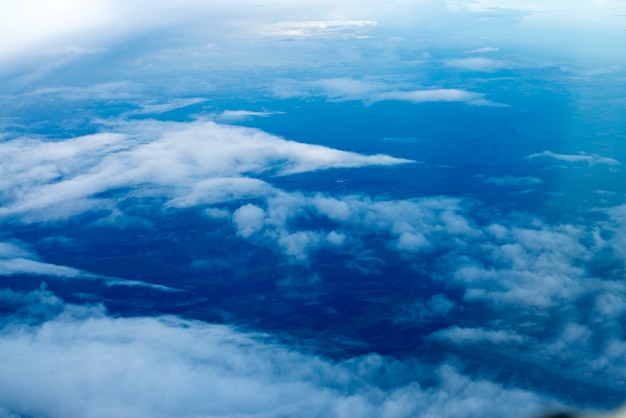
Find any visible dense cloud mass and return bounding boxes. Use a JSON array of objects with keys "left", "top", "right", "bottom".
[{"left": 0, "top": 288, "right": 558, "bottom": 418}]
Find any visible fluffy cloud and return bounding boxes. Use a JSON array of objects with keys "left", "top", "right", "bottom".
[
  {"left": 415, "top": 208, "right": 626, "bottom": 401},
  {"left": 217, "top": 193, "right": 478, "bottom": 261},
  {"left": 0, "top": 288, "right": 559, "bottom": 418},
  {"left": 233, "top": 204, "right": 266, "bottom": 237},
  {"left": 449, "top": 222, "right": 591, "bottom": 307}
]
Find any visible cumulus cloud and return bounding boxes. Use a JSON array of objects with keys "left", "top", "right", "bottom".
[
  {"left": 0, "top": 241, "right": 93, "bottom": 278},
  {"left": 527, "top": 151, "right": 621, "bottom": 166},
  {"left": 0, "top": 288, "right": 559, "bottom": 418},
  {"left": 217, "top": 193, "right": 478, "bottom": 261},
  {"left": 449, "top": 223, "right": 591, "bottom": 307},
  {"left": 401, "top": 205, "right": 626, "bottom": 402}
]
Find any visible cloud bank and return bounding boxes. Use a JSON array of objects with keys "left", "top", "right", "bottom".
[{"left": 0, "top": 288, "right": 558, "bottom": 418}]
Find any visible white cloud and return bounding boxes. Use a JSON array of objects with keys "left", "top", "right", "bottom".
[
  {"left": 0, "top": 289, "right": 559, "bottom": 418},
  {"left": 214, "top": 110, "right": 284, "bottom": 122},
  {"left": 373, "top": 89, "right": 484, "bottom": 103},
  {"left": 0, "top": 241, "right": 91, "bottom": 278},
  {"left": 0, "top": 119, "right": 412, "bottom": 221},
  {"left": 259, "top": 20, "right": 378, "bottom": 39},
  {"left": 527, "top": 151, "right": 621, "bottom": 166},
  {"left": 233, "top": 204, "right": 266, "bottom": 237},
  {"left": 0, "top": 257, "right": 87, "bottom": 278},
  {"left": 166, "top": 177, "right": 273, "bottom": 208},
  {"left": 451, "top": 223, "right": 590, "bottom": 307},
  {"left": 274, "top": 78, "right": 498, "bottom": 106},
  {"left": 0, "top": 241, "right": 178, "bottom": 292}
]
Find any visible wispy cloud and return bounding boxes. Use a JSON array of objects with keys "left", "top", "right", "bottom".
[
  {"left": 527, "top": 151, "right": 621, "bottom": 166},
  {"left": 128, "top": 98, "right": 208, "bottom": 115},
  {"left": 274, "top": 77, "right": 502, "bottom": 106},
  {"left": 0, "top": 119, "right": 412, "bottom": 221},
  {"left": 259, "top": 20, "right": 378, "bottom": 39},
  {"left": 19, "top": 82, "right": 138, "bottom": 101},
  {"left": 0, "top": 241, "right": 177, "bottom": 291},
  {"left": 208, "top": 193, "right": 477, "bottom": 261},
  {"left": 483, "top": 175, "right": 543, "bottom": 187},
  {"left": 213, "top": 109, "right": 284, "bottom": 122}
]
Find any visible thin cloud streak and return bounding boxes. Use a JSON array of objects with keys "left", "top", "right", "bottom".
[
  {"left": 527, "top": 151, "right": 621, "bottom": 166},
  {"left": 273, "top": 78, "right": 502, "bottom": 106},
  {"left": 0, "top": 241, "right": 179, "bottom": 292}
]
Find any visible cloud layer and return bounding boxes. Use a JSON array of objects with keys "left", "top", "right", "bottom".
[{"left": 0, "top": 288, "right": 558, "bottom": 418}]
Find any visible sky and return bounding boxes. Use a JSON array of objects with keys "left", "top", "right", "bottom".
[{"left": 1, "top": 1, "right": 626, "bottom": 417}]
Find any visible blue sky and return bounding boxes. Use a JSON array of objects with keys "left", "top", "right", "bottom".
[{"left": 1, "top": 1, "right": 626, "bottom": 417}]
